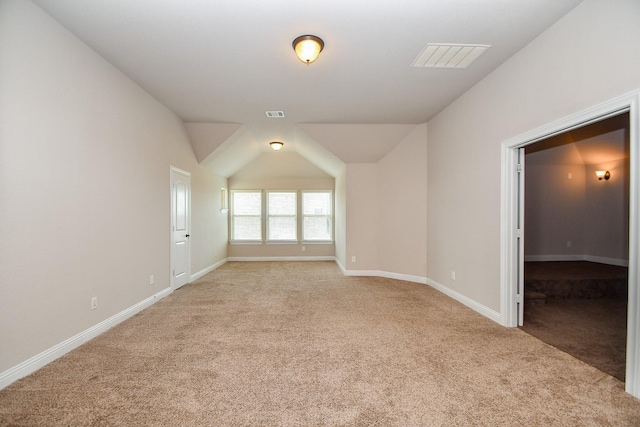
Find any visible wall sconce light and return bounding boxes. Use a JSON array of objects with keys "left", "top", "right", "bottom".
[
  {"left": 292, "top": 35, "right": 324, "bottom": 64},
  {"left": 595, "top": 170, "right": 610, "bottom": 180},
  {"left": 270, "top": 141, "right": 284, "bottom": 151}
]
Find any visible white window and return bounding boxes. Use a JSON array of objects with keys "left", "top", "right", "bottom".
[
  {"left": 267, "top": 191, "right": 297, "bottom": 241},
  {"left": 231, "top": 191, "right": 262, "bottom": 241},
  {"left": 302, "top": 191, "right": 332, "bottom": 241}
]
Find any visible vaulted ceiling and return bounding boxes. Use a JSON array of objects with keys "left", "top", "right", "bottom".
[{"left": 32, "top": 0, "right": 584, "bottom": 176}]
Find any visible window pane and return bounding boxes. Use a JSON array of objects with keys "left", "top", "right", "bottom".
[
  {"left": 303, "top": 217, "right": 331, "bottom": 240},
  {"left": 232, "top": 191, "right": 261, "bottom": 241},
  {"left": 268, "top": 192, "right": 296, "bottom": 215},
  {"left": 268, "top": 217, "right": 296, "bottom": 240},
  {"left": 233, "top": 192, "right": 261, "bottom": 215},
  {"left": 302, "top": 191, "right": 332, "bottom": 241},
  {"left": 267, "top": 192, "right": 296, "bottom": 241},
  {"left": 233, "top": 216, "right": 261, "bottom": 240},
  {"left": 303, "top": 192, "right": 331, "bottom": 215}
]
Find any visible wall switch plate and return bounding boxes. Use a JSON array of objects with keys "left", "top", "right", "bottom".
[
  {"left": 451, "top": 271, "right": 456, "bottom": 280},
  {"left": 149, "top": 275, "right": 155, "bottom": 285},
  {"left": 351, "top": 256, "right": 356, "bottom": 263},
  {"left": 91, "top": 297, "right": 97, "bottom": 310}
]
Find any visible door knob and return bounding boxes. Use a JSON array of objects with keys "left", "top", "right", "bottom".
[{"left": 186, "top": 234, "right": 190, "bottom": 238}]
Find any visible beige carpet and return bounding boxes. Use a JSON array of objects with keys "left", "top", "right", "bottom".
[{"left": 1, "top": 261, "right": 639, "bottom": 426}]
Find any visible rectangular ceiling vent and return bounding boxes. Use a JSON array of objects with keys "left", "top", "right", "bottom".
[
  {"left": 411, "top": 44, "right": 490, "bottom": 69},
  {"left": 265, "top": 110, "right": 285, "bottom": 118}
]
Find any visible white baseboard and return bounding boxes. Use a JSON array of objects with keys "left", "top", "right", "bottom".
[
  {"left": 0, "top": 287, "right": 172, "bottom": 390},
  {"left": 425, "top": 278, "right": 502, "bottom": 324},
  {"left": 584, "top": 255, "right": 628, "bottom": 267},
  {"left": 524, "top": 255, "right": 583, "bottom": 262},
  {"left": 191, "top": 258, "right": 228, "bottom": 282},
  {"left": 0, "top": 260, "right": 503, "bottom": 390},
  {"left": 341, "top": 267, "right": 500, "bottom": 324},
  {"left": 524, "top": 254, "right": 628, "bottom": 267},
  {"left": 343, "top": 269, "right": 427, "bottom": 285},
  {"left": 228, "top": 256, "right": 336, "bottom": 262}
]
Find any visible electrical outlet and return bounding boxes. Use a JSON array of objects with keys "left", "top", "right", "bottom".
[
  {"left": 149, "top": 274, "right": 155, "bottom": 285},
  {"left": 567, "top": 241, "right": 572, "bottom": 248},
  {"left": 91, "top": 297, "right": 97, "bottom": 310},
  {"left": 302, "top": 246, "right": 306, "bottom": 252},
  {"left": 351, "top": 256, "right": 356, "bottom": 263},
  {"left": 451, "top": 271, "right": 456, "bottom": 280}
]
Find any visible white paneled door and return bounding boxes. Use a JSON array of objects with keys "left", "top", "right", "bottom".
[{"left": 171, "top": 167, "right": 191, "bottom": 289}]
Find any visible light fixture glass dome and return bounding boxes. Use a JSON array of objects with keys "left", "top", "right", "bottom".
[
  {"left": 293, "top": 35, "right": 324, "bottom": 64},
  {"left": 270, "top": 141, "right": 284, "bottom": 151}
]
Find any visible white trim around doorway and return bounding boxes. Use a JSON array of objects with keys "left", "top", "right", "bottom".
[{"left": 500, "top": 89, "right": 640, "bottom": 398}]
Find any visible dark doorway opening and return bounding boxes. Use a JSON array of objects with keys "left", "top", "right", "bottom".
[{"left": 520, "top": 113, "right": 630, "bottom": 381}]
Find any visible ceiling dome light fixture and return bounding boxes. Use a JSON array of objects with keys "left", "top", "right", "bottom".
[
  {"left": 292, "top": 35, "right": 324, "bottom": 65},
  {"left": 270, "top": 141, "right": 284, "bottom": 151}
]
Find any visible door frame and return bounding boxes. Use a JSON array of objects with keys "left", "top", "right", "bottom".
[
  {"left": 170, "top": 166, "right": 191, "bottom": 290},
  {"left": 500, "top": 90, "right": 640, "bottom": 397}
]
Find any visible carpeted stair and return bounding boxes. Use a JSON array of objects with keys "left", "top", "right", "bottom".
[{"left": 525, "top": 261, "right": 628, "bottom": 300}]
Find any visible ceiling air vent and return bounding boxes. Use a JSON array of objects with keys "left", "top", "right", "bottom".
[
  {"left": 411, "top": 44, "right": 490, "bottom": 69},
  {"left": 265, "top": 111, "right": 285, "bottom": 118}
]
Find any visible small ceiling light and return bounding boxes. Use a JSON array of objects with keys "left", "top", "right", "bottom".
[
  {"left": 270, "top": 141, "right": 284, "bottom": 151},
  {"left": 292, "top": 35, "right": 324, "bottom": 65},
  {"left": 595, "top": 170, "right": 610, "bottom": 180}
]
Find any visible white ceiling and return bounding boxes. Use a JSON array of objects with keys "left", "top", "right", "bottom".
[{"left": 32, "top": 0, "right": 584, "bottom": 176}]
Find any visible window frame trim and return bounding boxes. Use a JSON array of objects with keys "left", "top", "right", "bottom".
[
  {"left": 266, "top": 190, "right": 298, "bottom": 243},
  {"left": 301, "top": 190, "right": 334, "bottom": 243},
  {"left": 230, "top": 190, "right": 263, "bottom": 242}
]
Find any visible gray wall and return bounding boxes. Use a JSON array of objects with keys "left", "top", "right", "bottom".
[
  {"left": 0, "top": 0, "right": 227, "bottom": 373},
  {"left": 525, "top": 133, "right": 629, "bottom": 265},
  {"left": 427, "top": 0, "right": 640, "bottom": 311}
]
